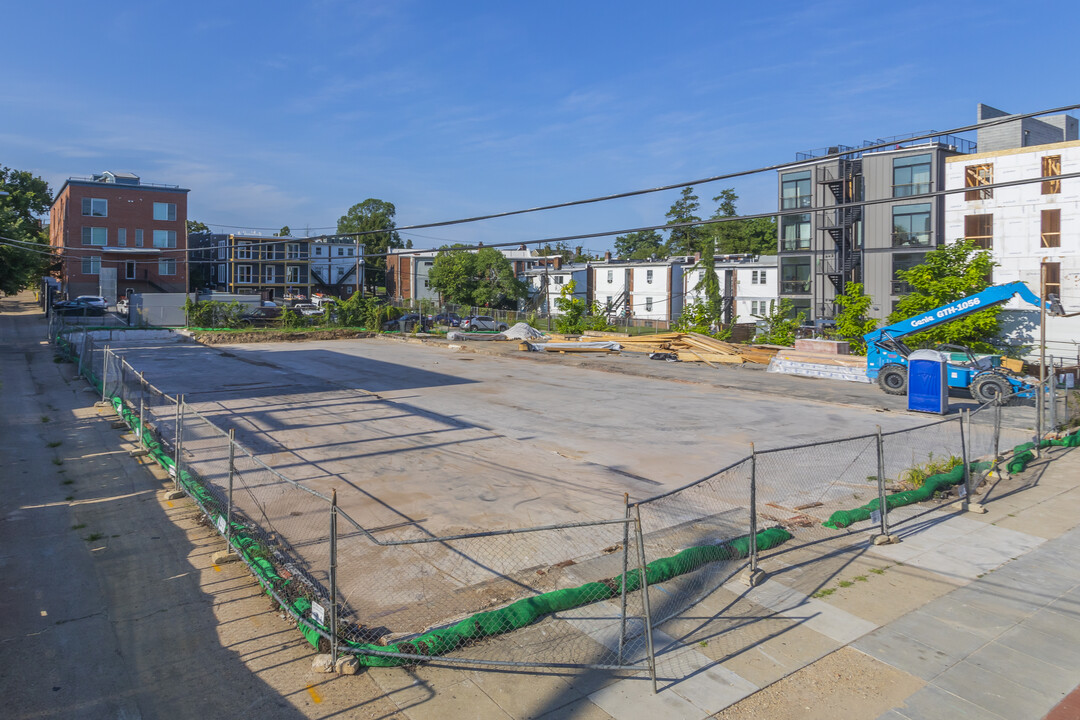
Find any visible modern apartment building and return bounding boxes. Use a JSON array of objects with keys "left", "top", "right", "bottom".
[
  {"left": 944, "top": 107, "right": 1079, "bottom": 359},
  {"left": 48, "top": 171, "right": 190, "bottom": 300},
  {"left": 194, "top": 233, "right": 312, "bottom": 300},
  {"left": 776, "top": 137, "right": 970, "bottom": 325}
]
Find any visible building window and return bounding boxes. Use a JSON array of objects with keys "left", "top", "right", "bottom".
[
  {"left": 1042, "top": 155, "right": 1062, "bottom": 195},
  {"left": 751, "top": 300, "right": 773, "bottom": 316},
  {"left": 554, "top": 275, "right": 564, "bottom": 285},
  {"left": 645, "top": 297, "right": 653, "bottom": 312},
  {"left": 153, "top": 202, "right": 177, "bottom": 221},
  {"left": 237, "top": 265, "right": 253, "bottom": 283},
  {"left": 81, "top": 198, "right": 107, "bottom": 217},
  {"left": 81, "top": 256, "right": 101, "bottom": 275},
  {"left": 964, "top": 214, "right": 993, "bottom": 249},
  {"left": 159, "top": 258, "right": 176, "bottom": 276},
  {"left": 117, "top": 228, "right": 127, "bottom": 247},
  {"left": 1041, "top": 209, "right": 1061, "bottom": 248},
  {"left": 236, "top": 242, "right": 252, "bottom": 259},
  {"left": 606, "top": 295, "right": 612, "bottom": 307},
  {"left": 135, "top": 229, "right": 144, "bottom": 247},
  {"left": 81, "top": 227, "right": 107, "bottom": 246},
  {"left": 1043, "top": 262, "right": 1061, "bottom": 300},
  {"left": 781, "top": 213, "right": 811, "bottom": 251},
  {"left": 265, "top": 266, "right": 276, "bottom": 283},
  {"left": 348, "top": 247, "right": 353, "bottom": 256},
  {"left": 153, "top": 230, "right": 177, "bottom": 248},
  {"left": 781, "top": 170, "right": 812, "bottom": 209},
  {"left": 217, "top": 264, "right": 226, "bottom": 281},
  {"left": 286, "top": 266, "right": 300, "bottom": 283},
  {"left": 780, "top": 257, "right": 811, "bottom": 294},
  {"left": 337, "top": 247, "right": 345, "bottom": 256},
  {"left": 751, "top": 270, "right": 767, "bottom": 285},
  {"left": 965, "top": 163, "right": 993, "bottom": 201},
  {"left": 646, "top": 269, "right": 654, "bottom": 284},
  {"left": 752, "top": 270, "right": 759, "bottom": 284},
  {"left": 607, "top": 270, "right": 613, "bottom": 283},
  {"left": 125, "top": 261, "right": 136, "bottom": 280},
  {"left": 892, "top": 154, "right": 932, "bottom": 197},
  {"left": 314, "top": 246, "right": 322, "bottom": 256},
  {"left": 336, "top": 267, "right": 345, "bottom": 281},
  {"left": 892, "top": 252, "right": 927, "bottom": 295},
  {"left": 287, "top": 244, "right": 301, "bottom": 259},
  {"left": 892, "top": 203, "right": 932, "bottom": 247}
]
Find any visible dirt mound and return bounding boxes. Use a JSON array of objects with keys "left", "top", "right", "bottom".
[{"left": 191, "top": 329, "right": 375, "bottom": 345}]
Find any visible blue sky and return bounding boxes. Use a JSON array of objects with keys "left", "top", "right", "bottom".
[{"left": 3, "top": 0, "right": 1077, "bottom": 252}]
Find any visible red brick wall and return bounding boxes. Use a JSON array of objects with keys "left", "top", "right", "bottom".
[{"left": 49, "top": 181, "right": 189, "bottom": 297}]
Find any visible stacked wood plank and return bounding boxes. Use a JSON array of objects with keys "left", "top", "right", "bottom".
[{"left": 589, "top": 331, "right": 779, "bottom": 365}]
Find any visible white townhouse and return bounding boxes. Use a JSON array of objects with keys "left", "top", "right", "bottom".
[
  {"left": 945, "top": 138, "right": 1080, "bottom": 360},
  {"left": 591, "top": 257, "right": 693, "bottom": 323},
  {"left": 683, "top": 254, "right": 779, "bottom": 322},
  {"left": 521, "top": 263, "right": 591, "bottom": 314},
  {"left": 309, "top": 236, "right": 364, "bottom": 296}
]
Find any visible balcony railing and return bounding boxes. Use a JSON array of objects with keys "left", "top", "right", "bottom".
[
  {"left": 781, "top": 195, "right": 813, "bottom": 210},
  {"left": 891, "top": 280, "right": 913, "bottom": 295},
  {"left": 892, "top": 182, "right": 932, "bottom": 198},
  {"left": 891, "top": 231, "right": 933, "bottom": 248},
  {"left": 781, "top": 280, "right": 811, "bottom": 294},
  {"left": 781, "top": 238, "right": 811, "bottom": 252}
]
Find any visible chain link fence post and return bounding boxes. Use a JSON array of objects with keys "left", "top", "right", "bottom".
[
  {"left": 957, "top": 409, "right": 984, "bottom": 513},
  {"left": 138, "top": 371, "right": 146, "bottom": 447},
  {"left": 330, "top": 488, "right": 339, "bottom": 664},
  {"left": 227, "top": 428, "right": 235, "bottom": 546},
  {"left": 77, "top": 331, "right": 87, "bottom": 378},
  {"left": 617, "top": 493, "right": 629, "bottom": 666},
  {"left": 633, "top": 504, "right": 657, "bottom": 695},
  {"left": 1049, "top": 356, "right": 1058, "bottom": 432},
  {"left": 173, "top": 397, "right": 181, "bottom": 490},
  {"left": 175, "top": 395, "right": 185, "bottom": 489},
  {"left": 872, "top": 425, "right": 898, "bottom": 545},
  {"left": 741, "top": 444, "right": 766, "bottom": 586},
  {"left": 101, "top": 346, "right": 109, "bottom": 403}
]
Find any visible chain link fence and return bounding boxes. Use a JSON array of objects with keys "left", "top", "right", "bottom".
[{"left": 52, "top": 316, "right": 1080, "bottom": 685}]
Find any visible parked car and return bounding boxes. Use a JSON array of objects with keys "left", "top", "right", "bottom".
[
  {"left": 74, "top": 295, "right": 107, "bottom": 309},
  {"left": 291, "top": 303, "right": 324, "bottom": 317},
  {"left": 381, "top": 313, "right": 428, "bottom": 332},
  {"left": 461, "top": 315, "right": 509, "bottom": 332},
  {"left": 241, "top": 306, "right": 283, "bottom": 327},
  {"left": 53, "top": 297, "right": 106, "bottom": 316},
  {"left": 434, "top": 312, "right": 462, "bottom": 327}
]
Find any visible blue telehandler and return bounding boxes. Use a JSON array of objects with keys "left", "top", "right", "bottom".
[{"left": 863, "top": 281, "right": 1063, "bottom": 404}]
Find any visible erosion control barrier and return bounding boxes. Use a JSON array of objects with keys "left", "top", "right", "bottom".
[
  {"left": 343, "top": 527, "right": 793, "bottom": 667},
  {"left": 823, "top": 426, "right": 1080, "bottom": 530}
]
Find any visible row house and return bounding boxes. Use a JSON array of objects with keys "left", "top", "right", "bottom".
[
  {"left": 683, "top": 254, "right": 779, "bottom": 322},
  {"left": 48, "top": 171, "right": 190, "bottom": 302},
  {"left": 309, "top": 236, "right": 364, "bottom": 297},
  {"left": 521, "top": 263, "right": 591, "bottom": 314},
  {"left": 592, "top": 257, "right": 692, "bottom": 322},
  {"left": 385, "top": 245, "right": 560, "bottom": 303},
  {"left": 944, "top": 129, "right": 1080, "bottom": 359}
]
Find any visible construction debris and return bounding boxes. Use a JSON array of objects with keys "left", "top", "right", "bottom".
[
  {"left": 599, "top": 332, "right": 778, "bottom": 365},
  {"left": 767, "top": 349, "right": 870, "bottom": 383}
]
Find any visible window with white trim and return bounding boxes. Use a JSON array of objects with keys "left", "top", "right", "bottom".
[
  {"left": 287, "top": 244, "right": 300, "bottom": 259},
  {"left": 135, "top": 229, "right": 144, "bottom": 247},
  {"left": 314, "top": 246, "right": 322, "bottom": 255},
  {"left": 159, "top": 258, "right": 176, "bottom": 275},
  {"left": 237, "top": 265, "right": 253, "bottom": 283},
  {"left": 236, "top": 243, "right": 252, "bottom": 259},
  {"left": 337, "top": 247, "right": 345, "bottom": 256},
  {"left": 117, "top": 228, "right": 127, "bottom": 247},
  {"left": 554, "top": 275, "right": 564, "bottom": 285},
  {"left": 607, "top": 270, "right": 613, "bottom": 283},
  {"left": 646, "top": 269, "right": 653, "bottom": 284},
  {"left": 153, "top": 230, "right": 176, "bottom": 248},
  {"left": 217, "top": 264, "right": 226, "bottom": 281},
  {"left": 153, "top": 202, "right": 177, "bottom": 221},
  {"left": 81, "top": 198, "right": 107, "bottom": 217},
  {"left": 645, "top": 297, "right": 653, "bottom": 312},
  {"left": 286, "top": 266, "right": 300, "bottom": 283},
  {"left": 81, "top": 227, "right": 106, "bottom": 246},
  {"left": 81, "top": 256, "right": 101, "bottom": 275},
  {"left": 265, "top": 266, "right": 276, "bottom": 283}
]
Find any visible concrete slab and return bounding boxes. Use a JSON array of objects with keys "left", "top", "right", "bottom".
[
  {"left": 932, "top": 660, "right": 1058, "bottom": 720},
  {"left": 964, "top": 642, "right": 1078, "bottom": 700},
  {"left": 885, "top": 683, "right": 1008, "bottom": 720},
  {"left": 722, "top": 579, "right": 878, "bottom": 645},
  {"left": 854, "top": 629, "right": 959, "bottom": 681}
]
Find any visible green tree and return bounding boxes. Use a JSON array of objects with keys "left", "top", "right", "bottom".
[
  {"left": 688, "top": 237, "right": 724, "bottom": 322},
  {"left": 0, "top": 167, "right": 53, "bottom": 296},
  {"left": 664, "top": 186, "right": 703, "bottom": 256},
  {"left": 706, "top": 189, "right": 777, "bottom": 255},
  {"left": 337, "top": 199, "right": 404, "bottom": 284},
  {"left": 186, "top": 220, "right": 210, "bottom": 235},
  {"left": 428, "top": 246, "right": 529, "bottom": 308},
  {"left": 832, "top": 282, "right": 877, "bottom": 355},
  {"left": 553, "top": 280, "right": 613, "bottom": 334},
  {"left": 613, "top": 229, "right": 665, "bottom": 260},
  {"left": 755, "top": 298, "right": 804, "bottom": 346},
  {"left": 888, "top": 239, "right": 999, "bottom": 352},
  {"left": 276, "top": 225, "right": 291, "bottom": 237}
]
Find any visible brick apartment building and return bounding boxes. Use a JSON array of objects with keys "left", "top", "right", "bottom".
[{"left": 49, "top": 171, "right": 190, "bottom": 300}]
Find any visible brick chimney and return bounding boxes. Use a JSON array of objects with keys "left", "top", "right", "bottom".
[{"left": 604, "top": 251, "right": 611, "bottom": 261}]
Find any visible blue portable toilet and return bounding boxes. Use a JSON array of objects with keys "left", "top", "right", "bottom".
[{"left": 908, "top": 349, "right": 949, "bottom": 414}]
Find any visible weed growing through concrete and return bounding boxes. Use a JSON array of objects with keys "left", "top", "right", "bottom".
[
  {"left": 870, "top": 567, "right": 886, "bottom": 575},
  {"left": 838, "top": 580, "right": 854, "bottom": 588},
  {"left": 40, "top": 415, "right": 51, "bottom": 423},
  {"left": 812, "top": 588, "right": 836, "bottom": 598},
  {"left": 84, "top": 533, "right": 103, "bottom": 542},
  {"left": 51, "top": 457, "right": 63, "bottom": 466},
  {"left": 698, "top": 641, "right": 709, "bottom": 648},
  {"left": 71, "top": 524, "right": 86, "bottom": 530},
  {"left": 854, "top": 575, "right": 868, "bottom": 582},
  {"left": 47, "top": 440, "right": 62, "bottom": 448}
]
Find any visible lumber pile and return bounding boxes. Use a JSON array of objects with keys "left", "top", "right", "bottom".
[{"left": 607, "top": 332, "right": 779, "bottom": 365}]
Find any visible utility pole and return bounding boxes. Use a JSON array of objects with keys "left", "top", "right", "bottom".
[{"left": 355, "top": 239, "right": 361, "bottom": 297}]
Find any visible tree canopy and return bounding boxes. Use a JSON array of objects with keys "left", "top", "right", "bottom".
[
  {"left": 888, "top": 239, "right": 1000, "bottom": 352},
  {"left": 705, "top": 189, "right": 777, "bottom": 255},
  {"left": 0, "top": 166, "right": 53, "bottom": 296},
  {"left": 337, "top": 199, "right": 404, "bottom": 282},
  {"left": 428, "top": 245, "right": 529, "bottom": 308},
  {"left": 186, "top": 220, "right": 210, "bottom": 235},
  {"left": 664, "top": 187, "right": 703, "bottom": 256},
  {"left": 832, "top": 282, "right": 877, "bottom": 354},
  {"left": 613, "top": 229, "right": 665, "bottom": 260}
]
